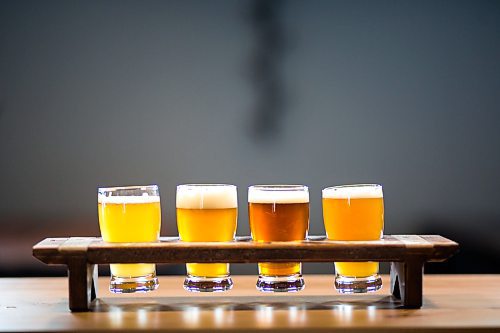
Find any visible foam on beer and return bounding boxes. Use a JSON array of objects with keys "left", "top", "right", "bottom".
[
  {"left": 98, "top": 195, "right": 160, "bottom": 204},
  {"left": 176, "top": 185, "right": 237, "bottom": 209},
  {"left": 248, "top": 188, "right": 309, "bottom": 204},
  {"left": 322, "top": 185, "right": 383, "bottom": 199}
]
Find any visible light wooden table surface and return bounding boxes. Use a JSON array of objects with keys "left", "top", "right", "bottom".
[{"left": 1, "top": 275, "right": 499, "bottom": 332}]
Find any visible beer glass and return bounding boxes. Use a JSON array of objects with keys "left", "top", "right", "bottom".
[
  {"left": 176, "top": 184, "right": 238, "bottom": 292},
  {"left": 248, "top": 185, "right": 309, "bottom": 292},
  {"left": 98, "top": 185, "right": 161, "bottom": 293},
  {"left": 322, "top": 184, "right": 384, "bottom": 293}
]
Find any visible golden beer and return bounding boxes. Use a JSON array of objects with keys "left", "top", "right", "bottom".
[
  {"left": 248, "top": 185, "right": 309, "bottom": 292},
  {"left": 322, "top": 184, "right": 384, "bottom": 293},
  {"left": 177, "top": 208, "right": 237, "bottom": 277},
  {"left": 98, "top": 185, "right": 161, "bottom": 293},
  {"left": 176, "top": 184, "right": 237, "bottom": 292}
]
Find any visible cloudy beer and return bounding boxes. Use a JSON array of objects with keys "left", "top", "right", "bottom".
[
  {"left": 248, "top": 185, "right": 309, "bottom": 292},
  {"left": 177, "top": 184, "right": 237, "bottom": 292},
  {"left": 98, "top": 185, "right": 161, "bottom": 293},
  {"left": 322, "top": 184, "right": 384, "bottom": 293}
]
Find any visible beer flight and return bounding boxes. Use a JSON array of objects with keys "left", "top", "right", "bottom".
[{"left": 98, "top": 184, "right": 384, "bottom": 295}]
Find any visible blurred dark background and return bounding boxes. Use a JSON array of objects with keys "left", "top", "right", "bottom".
[{"left": 1, "top": 0, "right": 499, "bottom": 277}]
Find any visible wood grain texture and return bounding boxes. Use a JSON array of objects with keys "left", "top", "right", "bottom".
[
  {"left": 33, "top": 235, "right": 458, "bottom": 265},
  {"left": 1, "top": 275, "right": 499, "bottom": 332}
]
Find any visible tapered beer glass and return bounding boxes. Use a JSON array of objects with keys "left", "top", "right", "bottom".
[
  {"left": 322, "top": 184, "right": 384, "bottom": 293},
  {"left": 248, "top": 185, "right": 309, "bottom": 292},
  {"left": 98, "top": 185, "right": 161, "bottom": 293},
  {"left": 177, "top": 184, "right": 237, "bottom": 292}
]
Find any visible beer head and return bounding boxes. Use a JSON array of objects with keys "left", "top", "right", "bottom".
[
  {"left": 98, "top": 184, "right": 160, "bottom": 203},
  {"left": 98, "top": 195, "right": 161, "bottom": 204},
  {"left": 248, "top": 185, "right": 309, "bottom": 204},
  {"left": 322, "top": 184, "right": 383, "bottom": 199},
  {"left": 176, "top": 184, "right": 237, "bottom": 209}
]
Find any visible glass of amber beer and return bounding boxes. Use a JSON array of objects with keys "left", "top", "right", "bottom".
[
  {"left": 176, "top": 184, "right": 238, "bottom": 292},
  {"left": 248, "top": 185, "right": 309, "bottom": 292},
  {"left": 98, "top": 185, "right": 161, "bottom": 293},
  {"left": 322, "top": 184, "right": 384, "bottom": 293}
]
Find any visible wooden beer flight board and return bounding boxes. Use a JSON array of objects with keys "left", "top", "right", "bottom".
[{"left": 33, "top": 235, "right": 458, "bottom": 312}]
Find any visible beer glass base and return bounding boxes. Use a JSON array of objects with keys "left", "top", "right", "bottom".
[
  {"left": 334, "top": 274, "right": 382, "bottom": 294},
  {"left": 109, "top": 273, "right": 159, "bottom": 293},
  {"left": 256, "top": 274, "right": 305, "bottom": 292},
  {"left": 183, "top": 275, "right": 233, "bottom": 292}
]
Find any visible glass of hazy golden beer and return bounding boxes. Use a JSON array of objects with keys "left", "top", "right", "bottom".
[
  {"left": 98, "top": 185, "right": 161, "bottom": 293},
  {"left": 248, "top": 185, "right": 309, "bottom": 292},
  {"left": 176, "top": 184, "right": 238, "bottom": 292},
  {"left": 322, "top": 184, "right": 384, "bottom": 293}
]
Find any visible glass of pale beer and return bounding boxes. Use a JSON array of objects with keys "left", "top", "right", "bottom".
[
  {"left": 248, "top": 185, "right": 309, "bottom": 292},
  {"left": 322, "top": 184, "right": 384, "bottom": 293},
  {"left": 98, "top": 185, "right": 161, "bottom": 293},
  {"left": 176, "top": 184, "right": 238, "bottom": 292}
]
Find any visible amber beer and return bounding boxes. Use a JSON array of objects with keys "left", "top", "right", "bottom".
[
  {"left": 176, "top": 184, "right": 237, "bottom": 292},
  {"left": 98, "top": 185, "right": 161, "bottom": 293},
  {"left": 248, "top": 185, "right": 309, "bottom": 292},
  {"left": 322, "top": 184, "right": 384, "bottom": 293}
]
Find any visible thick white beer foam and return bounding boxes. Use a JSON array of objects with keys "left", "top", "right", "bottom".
[
  {"left": 248, "top": 187, "right": 309, "bottom": 204},
  {"left": 176, "top": 185, "right": 237, "bottom": 209},
  {"left": 323, "top": 185, "right": 383, "bottom": 199},
  {"left": 98, "top": 195, "right": 160, "bottom": 204}
]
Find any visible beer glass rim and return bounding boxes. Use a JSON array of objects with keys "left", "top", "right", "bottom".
[
  {"left": 323, "top": 184, "right": 382, "bottom": 191},
  {"left": 177, "top": 184, "right": 236, "bottom": 189},
  {"left": 98, "top": 184, "right": 159, "bottom": 192},
  {"left": 248, "top": 184, "right": 308, "bottom": 191}
]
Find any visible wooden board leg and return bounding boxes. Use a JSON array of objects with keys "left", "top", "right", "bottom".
[
  {"left": 390, "top": 260, "right": 424, "bottom": 308},
  {"left": 90, "top": 264, "right": 98, "bottom": 302},
  {"left": 390, "top": 262, "right": 402, "bottom": 300},
  {"left": 67, "top": 259, "right": 98, "bottom": 312}
]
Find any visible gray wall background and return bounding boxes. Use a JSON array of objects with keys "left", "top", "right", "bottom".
[{"left": 1, "top": 0, "right": 499, "bottom": 275}]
